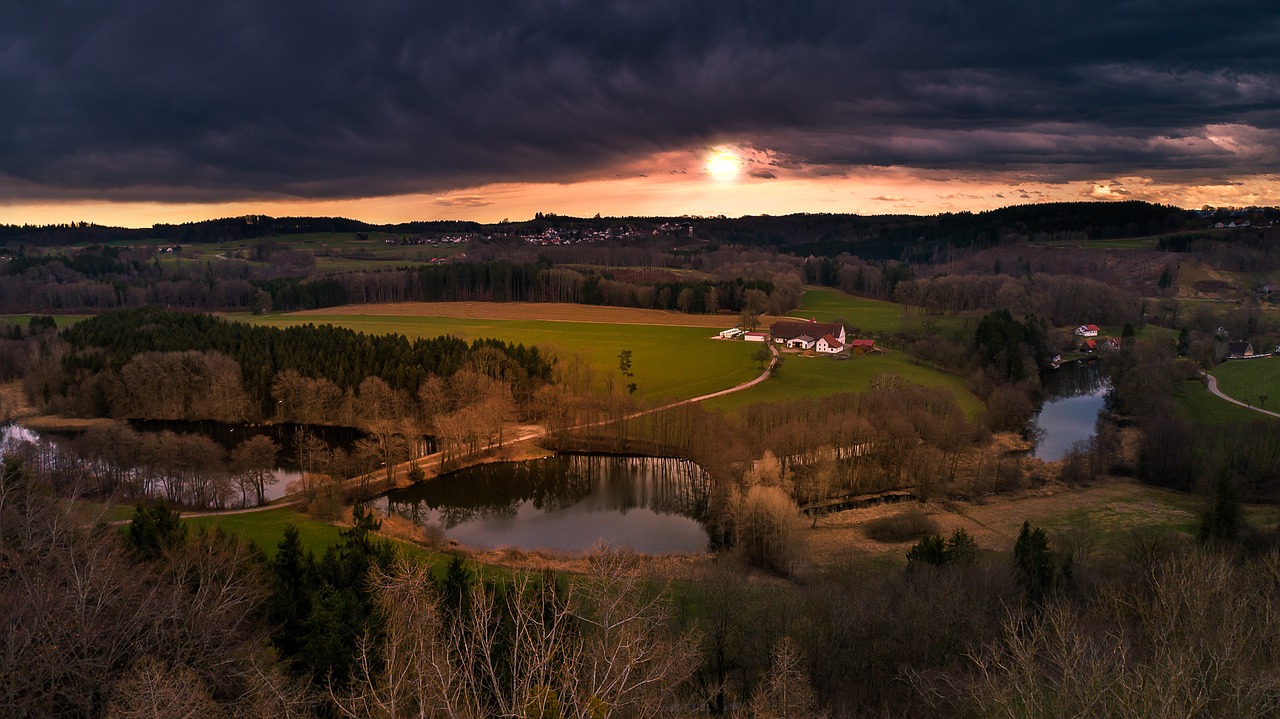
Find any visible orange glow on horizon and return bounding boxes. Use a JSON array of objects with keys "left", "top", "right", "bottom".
[{"left": 1, "top": 163, "right": 1278, "bottom": 228}]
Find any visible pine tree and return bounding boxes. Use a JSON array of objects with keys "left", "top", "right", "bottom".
[
  {"left": 124, "top": 502, "right": 186, "bottom": 561},
  {"left": 267, "top": 524, "right": 315, "bottom": 658},
  {"left": 1013, "top": 521, "right": 1055, "bottom": 604}
]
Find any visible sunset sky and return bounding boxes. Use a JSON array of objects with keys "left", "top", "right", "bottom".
[{"left": 2, "top": 1, "right": 1279, "bottom": 227}]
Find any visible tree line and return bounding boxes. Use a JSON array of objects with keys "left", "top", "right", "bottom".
[{"left": 27, "top": 308, "right": 552, "bottom": 424}]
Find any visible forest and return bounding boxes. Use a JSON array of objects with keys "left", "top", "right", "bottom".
[{"left": 24, "top": 308, "right": 552, "bottom": 421}]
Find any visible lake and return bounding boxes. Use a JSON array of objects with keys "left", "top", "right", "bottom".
[
  {"left": 0, "top": 419, "right": 368, "bottom": 506},
  {"left": 1032, "top": 361, "right": 1110, "bottom": 460},
  {"left": 374, "top": 454, "right": 712, "bottom": 554}
]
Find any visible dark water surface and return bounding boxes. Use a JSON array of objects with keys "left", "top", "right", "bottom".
[
  {"left": 1033, "top": 361, "right": 1110, "bottom": 460},
  {"left": 1, "top": 419, "right": 368, "bottom": 504},
  {"left": 375, "top": 454, "right": 712, "bottom": 554}
]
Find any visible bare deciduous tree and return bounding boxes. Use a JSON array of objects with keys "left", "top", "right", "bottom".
[{"left": 339, "top": 549, "right": 700, "bottom": 719}]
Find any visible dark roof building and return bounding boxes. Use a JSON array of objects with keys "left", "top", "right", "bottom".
[
  {"left": 770, "top": 319, "right": 845, "bottom": 343},
  {"left": 1227, "top": 341, "right": 1255, "bottom": 357}
]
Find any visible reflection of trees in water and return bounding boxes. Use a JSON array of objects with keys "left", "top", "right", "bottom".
[
  {"left": 384, "top": 455, "right": 711, "bottom": 528},
  {"left": 1042, "top": 361, "right": 1109, "bottom": 401}
]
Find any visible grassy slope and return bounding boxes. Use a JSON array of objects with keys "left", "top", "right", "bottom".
[
  {"left": 1212, "top": 359, "right": 1280, "bottom": 409},
  {"left": 787, "top": 286, "right": 908, "bottom": 334},
  {"left": 184, "top": 507, "right": 345, "bottom": 557},
  {"left": 241, "top": 313, "right": 759, "bottom": 403},
  {"left": 1173, "top": 380, "right": 1277, "bottom": 425},
  {"left": 183, "top": 506, "right": 452, "bottom": 568},
  {"left": 702, "top": 349, "right": 983, "bottom": 417}
]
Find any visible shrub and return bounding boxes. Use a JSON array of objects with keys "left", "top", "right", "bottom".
[{"left": 864, "top": 508, "right": 939, "bottom": 543}]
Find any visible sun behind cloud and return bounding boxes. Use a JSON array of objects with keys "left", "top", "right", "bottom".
[{"left": 705, "top": 146, "right": 742, "bottom": 180}]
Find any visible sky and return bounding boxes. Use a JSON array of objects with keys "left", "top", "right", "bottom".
[{"left": 2, "top": 1, "right": 1279, "bottom": 227}]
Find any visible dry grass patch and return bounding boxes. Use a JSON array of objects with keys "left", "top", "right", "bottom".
[{"left": 804, "top": 478, "right": 1214, "bottom": 569}]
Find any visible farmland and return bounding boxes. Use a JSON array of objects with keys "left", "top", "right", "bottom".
[
  {"left": 787, "top": 286, "right": 911, "bottom": 334},
  {"left": 247, "top": 293, "right": 980, "bottom": 411},
  {"left": 240, "top": 310, "right": 760, "bottom": 403},
  {"left": 701, "top": 347, "right": 982, "bottom": 416}
]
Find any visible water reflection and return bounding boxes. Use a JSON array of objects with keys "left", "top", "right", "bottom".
[
  {"left": 377, "top": 455, "right": 711, "bottom": 554},
  {"left": 1033, "top": 362, "right": 1111, "bottom": 460},
  {"left": 0, "top": 420, "right": 361, "bottom": 505}
]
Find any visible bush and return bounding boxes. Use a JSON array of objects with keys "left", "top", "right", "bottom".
[{"left": 864, "top": 508, "right": 939, "bottom": 543}]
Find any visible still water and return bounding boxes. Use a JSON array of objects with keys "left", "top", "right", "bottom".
[
  {"left": 375, "top": 455, "right": 712, "bottom": 554},
  {"left": 1032, "top": 361, "right": 1110, "bottom": 461},
  {"left": 0, "top": 420, "right": 364, "bottom": 505}
]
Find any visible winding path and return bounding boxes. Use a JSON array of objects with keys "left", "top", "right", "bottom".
[{"left": 1202, "top": 371, "right": 1280, "bottom": 420}]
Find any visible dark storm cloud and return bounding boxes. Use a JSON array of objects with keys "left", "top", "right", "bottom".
[{"left": 2, "top": 0, "right": 1279, "bottom": 202}]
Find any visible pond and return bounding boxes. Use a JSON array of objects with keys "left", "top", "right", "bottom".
[
  {"left": 373, "top": 454, "right": 712, "bottom": 554},
  {"left": 0, "top": 419, "right": 369, "bottom": 506},
  {"left": 1032, "top": 361, "right": 1111, "bottom": 461},
  {"left": 125, "top": 419, "right": 371, "bottom": 502}
]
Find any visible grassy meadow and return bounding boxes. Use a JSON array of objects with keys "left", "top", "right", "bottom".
[
  {"left": 702, "top": 347, "right": 983, "bottom": 417},
  {"left": 1173, "top": 380, "right": 1277, "bottom": 425},
  {"left": 0, "top": 314, "right": 90, "bottom": 328},
  {"left": 787, "top": 286, "right": 910, "bottom": 334},
  {"left": 184, "top": 507, "right": 345, "bottom": 557},
  {"left": 1212, "top": 358, "right": 1280, "bottom": 409},
  {"left": 140, "top": 232, "right": 466, "bottom": 274}
]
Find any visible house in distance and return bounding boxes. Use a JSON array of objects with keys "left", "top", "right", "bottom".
[{"left": 770, "top": 319, "right": 847, "bottom": 354}]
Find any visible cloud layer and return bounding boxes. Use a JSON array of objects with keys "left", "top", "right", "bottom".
[{"left": 2, "top": 0, "right": 1278, "bottom": 204}]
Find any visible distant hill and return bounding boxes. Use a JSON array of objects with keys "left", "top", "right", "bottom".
[{"left": 1, "top": 201, "right": 1267, "bottom": 260}]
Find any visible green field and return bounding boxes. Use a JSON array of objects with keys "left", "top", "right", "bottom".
[
  {"left": 143, "top": 232, "right": 466, "bottom": 274},
  {"left": 701, "top": 348, "right": 982, "bottom": 417},
  {"left": 0, "top": 314, "right": 90, "bottom": 328},
  {"left": 788, "top": 286, "right": 967, "bottom": 336},
  {"left": 1173, "top": 380, "right": 1277, "bottom": 425},
  {"left": 1095, "top": 324, "right": 1178, "bottom": 343},
  {"left": 241, "top": 313, "right": 760, "bottom": 403},
  {"left": 787, "top": 287, "right": 909, "bottom": 334},
  {"left": 182, "top": 506, "right": 509, "bottom": 581},
  {"left": 184, "top": 507, "right": 346, "bottom": 557},
  {"left": 1212, "top": 358, "right": 1280, "bottom": 410}
]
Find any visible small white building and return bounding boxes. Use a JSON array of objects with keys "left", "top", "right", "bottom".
[
  {"left": 816, "top": 334, "right": 844, "bottom": 354},
  {"left": 1075, "top": 324, "right": 1100, "bottom": 337},
  {"left": 718, "top": 328, "right": 744, "bottom": 339}
]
